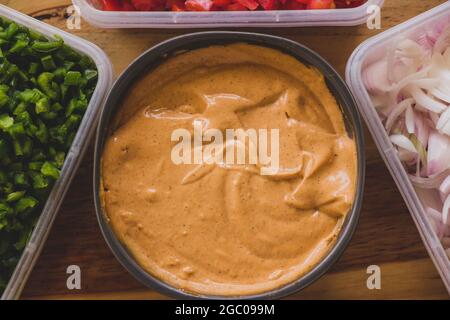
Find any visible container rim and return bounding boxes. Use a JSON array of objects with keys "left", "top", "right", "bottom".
[{"left": 94, "top": 31, "right": 365, "bottom": 300}]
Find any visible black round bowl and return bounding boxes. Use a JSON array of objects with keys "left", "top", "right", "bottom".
[{"left": 93, "top": 31, "right": 365, "bottom": 300}]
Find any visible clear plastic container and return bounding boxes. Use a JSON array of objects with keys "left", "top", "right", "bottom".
[
  {"left": 0, "top": 4, "right": 113, "bottom": 300},
  {"left": 73, "top": 0, "right": 384, "bottom": 28},
  {"left": 346, "top": 2, "right": 450, "bottom": 294}
]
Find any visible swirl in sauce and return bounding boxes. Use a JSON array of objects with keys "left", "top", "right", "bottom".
[{"left": 101, "top": 43, "right": 357, "bottom": 296}]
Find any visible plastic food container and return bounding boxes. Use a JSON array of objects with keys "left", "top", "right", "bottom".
[
  {"left": 0, "top": 4, "right": 113, "bottom": 300},
  {"left": 94, "top": 31, "right": 365, "bottom": 299},
  {"left": 73, "top": 0, "right": 384, "bottom": 28},
  {"left": 346, "top": 2, "right": 450, "bottom": 294}
]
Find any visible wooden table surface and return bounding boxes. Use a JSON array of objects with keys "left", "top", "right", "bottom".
[{"left": 3, "top": 0, "right": 450, "bottom": 300}]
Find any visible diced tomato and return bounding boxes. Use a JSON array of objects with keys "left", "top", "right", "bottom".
[
  {"left": 209, "top": 5, "right": 223, "bottom": 10},
  {"left": 99, "top": 0, "right": 366, "bottom": 11},
  {"left": 166, "top": 0, "right": 186, "bottom": 10},
  {"left": 307, "top": 0, "right": 334, "bottom": 9},
  {"left": 236, "top": 0, "right": 259, "bottom": 10},
  {"left": 131, "top": 0, "right": 164, "bottom": 10},
  {"left": 334, "top": 0, "right": 364, "bottom": 8},
  {"left": 131, "top": 0, "right": 151, "bottom": 10},
  {"left": 258, "top": 0, "right": 278, "bottom": 10},
  {"left": 225, "top": 3, "right": 247, "bottom": 10},
  {"left": 282, "top": 0, "right": 306, "bottom": 9},
  {"left": 185, "top": 0, "right": 213, "bottom": 11},
  {"left": 121, "top": 0, "right": 137, "bottom": 10},
  {"left": 101, "top": 0, "right": 122, "bottom": 11},
  {"left": 171, "top": 4, "right": 185, "bottom": 10},
  {"left": 213, "top": 0, "right": 232, "bottom": 7}
]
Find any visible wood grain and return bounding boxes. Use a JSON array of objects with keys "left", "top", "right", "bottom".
[{"left": 2, "top": 0, "right": 449, "bottom": 299}]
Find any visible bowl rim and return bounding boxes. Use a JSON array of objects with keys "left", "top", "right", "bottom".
[{"left": 93, "top": 31, "right": 366, "bottom": 300}]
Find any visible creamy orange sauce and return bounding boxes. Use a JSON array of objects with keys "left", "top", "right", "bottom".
[{"left": 101, "top": 43, "right": 357, "bottom": 296}]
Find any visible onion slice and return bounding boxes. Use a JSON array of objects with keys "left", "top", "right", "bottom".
[
  {"left": 390, "top": 134, "right": 417, "bottom": 153},
  {"left": 444, "top": 195, "right": 450, "bottom": 225},
  {"left": 440, "top": 176, "right": 450, "bottom": 196},
  {"left": 410, "top": 169, "right": 450, "bottom": 189}
]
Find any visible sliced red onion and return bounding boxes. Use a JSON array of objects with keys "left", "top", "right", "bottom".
[
  {"left": 410, "top": 168, "right": 450, "bottom": 189},
  {"left": 440, "top": 176, "right": 450, "bottom": 196},
  {"left": 387, "top": 39, "right": 426, "bottom": 83},
  {"left": 437, "top": 107, "right": 450, "bottom": 135},
  {"left": 427, "top": 206, "right": 443, "bottom": 222},
  {"left": 417, "top": 33, "right": 434, "bottom": 52},
  {"left": 445, "top": 226, "right": 450, "bottom": 237},
  {"left": 429, "top": 88, "right": 450, "bottom": 104},
  {"left": 405, "top": 106, "right": 415, "bottom": 134},
  {"left": 399, "top": 149, "right": 418, "bottom": 164},
  {"left": 415, "top": 112, "right": 430, "bottom": 148},
  {"left": 364, "top": 23, "right": 450, "bottom": 257},
  {"left": 426, "top": 209, "right": 445, "bottom": 239},
  {"left": 363, "top": 59, "right": 391, "bottom": 95},
  {"left": 444, "top": 195, "right": 450, "bottom": 225},
  {"left": 385, "top": 98, "right": 413, "bottom": 132},
  {"left": 443, "top": 237, "right": 450, "bottom": 247},
  {"left": 390, "top": 134, "right": 417, "bottom": 153},
  {"left": 429, "top": 111, "right": 440, "bottom": 126},
  {"left": 410, "top": 134, "right": 427, "bottom": 170},
  {"left": 434, "top": 26, "right": 450, "bottom": 54},
  {"left": 427, "top": 130, "right": 450, "bottom": 176},
  {"left": 390, "top": 67, "right": 430, "bottom": 100},
  {"left": 406, "top": 85, "right": 447, "bottom": 114},
  {"left": 412, "top": 78, "right": 441, "bottom": 90}
]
